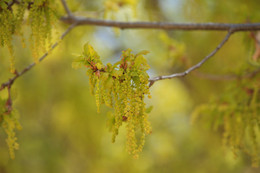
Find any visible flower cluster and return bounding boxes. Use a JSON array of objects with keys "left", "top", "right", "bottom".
[
  {"left": 73, "top": 43, "right": 152, "bottom": 158},
  {"left": 0, "top": 0, "right": 57, "bottom": 72},
  {"left": 192, "top": 79, "right": 260, "bottom": 167},
  {"left": 0, "top": 96, "right": 22, "bottom": 159}
]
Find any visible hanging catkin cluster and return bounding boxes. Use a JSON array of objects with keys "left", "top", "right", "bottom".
[
  {"left": 0, "top": 0, "right": 56, "bottom": 159},
  {"left": 0, "top": 0, "right": 27, "bottom": 73},
  {"left": 73, "top": 43, "right": 152, "bottom": 158},
  {"left": 29, "top": 0, "right": 57, "bottom": 62},
  {"left": 0, "top": 0, "right": 57, "bottom": 72},
  {"left": 0, "top": 96, "right": 22, "bottom": 159},
  {"left": 192, "top": 78, "right": 260, "bottom": 167}
]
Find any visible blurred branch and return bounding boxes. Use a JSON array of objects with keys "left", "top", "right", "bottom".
[
  {"left": 60, "top": 0, "right": 72, "bottom": 17},
  {"left": 7, "top": 0, "right": 18, "bottom": 10},
  {"left": 1, "top": 1, "right": 260, "bottom": 91},
  {"left": 58, "top": 7, "right": 260, "bottom": 86},
  {"left": 4, "top": 85, "right": 12, "bottom": 115},
  {"left": 0, "top": 23, "right": 78, "bottom": 92},
  {"left": 61, "top": 16, "right": 260, "bottom": 31},
  {"left": 192, "top": 68, "right": 260, "bottom": 81},
  {"left": 148, "top": 30, "right": 233, "bottom": 87}
]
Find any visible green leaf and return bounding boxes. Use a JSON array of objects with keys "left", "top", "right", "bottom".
[
  {"left": 142, "top": 71, "right": 150, "bottom": 79},
  {"left": 72, "top": 56, "right": 84, "bottom": 69},
  {"left": 83, "top": 43, "right": 90, "bottom": 56},
  {"left": 142, "top": 63, "right": 150, "bottom": 71},
  {"left": 96, "top": 63, "right": 103, "bottom": 70},
  {"left": 135, "top": 55, "right": 147, "bottom": 67},
  {"left": 113, "top": 61, "right": 121, "bottom": 68},
  {"left": 136, "top": 50, "right": 150, "bottom": 56},
  {"left": 73, "top": 56, "right": 84, "bottom": 61},
  {"left": 106, "top": 63, "right": 112, "bottom": 70},
  {"left": 145, "top": 106, "right": 153, "bottom": 113},
  {"left": 72, "top": 62, "right": 82, "bottom": 69},
  {"left": 83, "top": 43, "right": 98, "bottom": 59},
  {"left": 122, "top": 48, "right": 132, "bottom": 58}
]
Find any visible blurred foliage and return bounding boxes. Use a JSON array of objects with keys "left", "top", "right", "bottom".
[
  {"left": 192, "top": 76, "right": 260, "bottom": 167},
  {"left": 0, "top": 0, "right": 260, "bottom": 172}
]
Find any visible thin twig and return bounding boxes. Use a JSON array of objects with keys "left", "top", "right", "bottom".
[
  {"left": 0, "top": 23, "right": 78, "bottom": 91},
  {"left": 148, "top": 30, "right": 234, "bottom": 87},
  {"left": 61, "top": 16, "right": 260, "bottom": 31},
  {"left": 60, "top": 0, "right": 72, "bottom": 17},
  {"left": 7, "top": 0, "right": 19, "bottom": 10},
  {"left": 192, "top": 68, "right": 260, "bottom": 81},
  {"left": 4, "top": 85, "right": 13, "bottom": 115}
]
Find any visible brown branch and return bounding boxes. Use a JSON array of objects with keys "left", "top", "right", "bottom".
[
  {"left": 1, "top": 0, "right": 260, "bottom": 91},
  {"left": 192, "top": 68, "right": 260, "bottom": 81},
  {"left": 60, "top": 0, "right": 72, "bottom": 17},
  {"left": 61, "top": 16, "right": 260, "bottom": 31},
  {"left": 0, "top": 23, "right": 78, "bottom": 92},
  {"left": 3, "top": 85, "right": 13, "bottom": 115},
  {"left": 7, "top": 0, "right": 19, "bottom": 10},
  {"left": 148, "top": 30, "right": 234, "bottom": 87}
]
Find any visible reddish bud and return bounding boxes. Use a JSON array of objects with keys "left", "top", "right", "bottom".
[{"left": 122, "top": 116, "right": 128, "bottom": 121}]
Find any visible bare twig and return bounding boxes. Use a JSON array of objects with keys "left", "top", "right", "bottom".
[
  {"left": 2, "top": 1, "right": 260, "bottom": 91},
  {"left": 4, "top": 85, "right": 12, "bottom": 115},
  {"left": 7, "top": 0, "right": 19, "bottom": 10},
  {"left": 61, "top": 16, "right": 260, "bottom": 31},
  {"left": 148, "top": 30, "right": 234, "bottom": 87},
  {"left": 0, "top": 23, "right": 78, "bottom": 92},
  {"left": 60, "top": 0, "right": 72, "bottom": 17},
  {"left": 192, "top": 68, "right": 260, "bottom": 81}
]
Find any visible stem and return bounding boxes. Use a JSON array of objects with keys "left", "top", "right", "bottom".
[{"left": 148, "top": 30, "right": 234, "bottom": 87}]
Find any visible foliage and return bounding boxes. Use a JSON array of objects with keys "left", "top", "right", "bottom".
[
  {"left": 192, "top": 72, "right": 260, "bottom": 167},
  {"left": 0, "top": 0, "right": 260, "bottom": 172},
  {"left": 0, "top": 95, "right": 21, "bottom": 159},
  {"left": 0, "top": 0, "right": 57, "bottom": 72},
  {"left": 0, "top": 0, "right": 57, "bottom": 159},
  {"left": 72, "top": 43, "right": 152, "bottom": 158},
  {"left": 28, "top": 0, "right": 57, "bottom": 62}
]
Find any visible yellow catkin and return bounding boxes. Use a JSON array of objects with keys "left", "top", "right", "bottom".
[
  {"left": 73, "top": 44, "right": 152, "bottom": 158},
  {"left": 192, "top": 80, "right": 260, "bottom": 166},
  {"left": 95, "top": 78, "right": 100, "bottom": 113},
  {"left": 0, "top": 104, "right": 22, "bottom": 160},
  {"left": 29, "top": 0, "right": 56, "bottom": 62}
]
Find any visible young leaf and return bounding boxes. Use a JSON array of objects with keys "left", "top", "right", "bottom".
[
  {"left": 136, "top": 50, "right": 150, "bottom": 56},
  {"left": 145, "top": 106, "right": 153, "bottom": 113},
  {"left": 96, "top": 63, "right": 103, "bottom": 70}
]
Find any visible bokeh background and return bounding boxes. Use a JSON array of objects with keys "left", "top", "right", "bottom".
[{"left": 1, "top": 0, "right": 260, "bottom": 172}]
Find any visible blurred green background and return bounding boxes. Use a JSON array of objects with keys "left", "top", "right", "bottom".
[{"left": 0, "top": 0, "right": 260, "bottom": 172}]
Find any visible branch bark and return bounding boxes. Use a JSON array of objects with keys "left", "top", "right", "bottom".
[
  {"left": 61, "top": 16, "right": 260, "bottom": 31},
  {"left": 192, "top": 68, "right": 260, "bottom": 81},
  {"left": 1, "top": 2, "right": 260, "bottom": 91},
  {"left": 60, "top": 0, "right": 72, "bottom": 17},
  {"left": 148, "top": 30, "right": 234, "bottom": 87}
]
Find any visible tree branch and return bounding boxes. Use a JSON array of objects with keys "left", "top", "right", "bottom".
[
  {"left": 192, "top": 68, "right": 260, "bottom": 81},
  {"left": 148, "top": 30, "right": 234, "bottom": 87},
  {"left": 0, "top": 23, "right": 78, "bottom": 92},
  {"left": 60, "top": 0, "right": 72, "bottom": 17},
  {"left": 1, "top": 1, "right": 260, "bottom": 91},
  {"left": 61, "top": 16, "right": 260, "bottom": 31}
]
